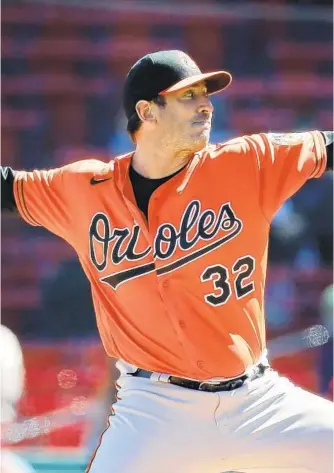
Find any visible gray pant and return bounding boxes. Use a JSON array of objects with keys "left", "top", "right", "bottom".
[{"left": 87, "top": 362, "right": 334, "bottom": 473}]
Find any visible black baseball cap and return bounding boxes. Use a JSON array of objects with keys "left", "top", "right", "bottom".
[{"left": 123, "top": 50, "right": 232, "bottom": 120}]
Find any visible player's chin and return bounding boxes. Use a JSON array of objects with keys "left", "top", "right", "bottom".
[{"left": 191, "top": 132, "right": 210, "bottom": 151}]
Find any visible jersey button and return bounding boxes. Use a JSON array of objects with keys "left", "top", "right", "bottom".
[
  {"left": 179, "top": 320, "right": 186, "bottom": 329},
  {"left": 162, "top": 280, "right": 169, "bottom": 288},
  {"left": 197, "top": 361, "right": 204, "bottom": 369}
]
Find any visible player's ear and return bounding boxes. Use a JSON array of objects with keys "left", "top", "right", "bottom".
[{"left": 135, "top": 100, "right": 156, "bottom": 124}]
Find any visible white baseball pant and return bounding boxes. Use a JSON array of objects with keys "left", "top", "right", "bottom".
[{"left": 87, "top": 360, "right": 334, "bottom": 473}]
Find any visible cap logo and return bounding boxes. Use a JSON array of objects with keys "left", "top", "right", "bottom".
[{"left": 178, "top": 52, "right": 198, "bottom": 71}]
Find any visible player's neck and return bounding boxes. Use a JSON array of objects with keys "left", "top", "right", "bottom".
[{"left": 132, "top": 139, "right": 192, "bottom": 179}]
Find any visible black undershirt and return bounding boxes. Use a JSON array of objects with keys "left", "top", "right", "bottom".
[{"left": 129, "top": 165, "right": 186, "bottom": 219}]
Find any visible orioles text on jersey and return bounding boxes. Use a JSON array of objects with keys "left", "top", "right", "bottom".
[{"left": 89, "top": 199, "right": 243, "bottom": 289}]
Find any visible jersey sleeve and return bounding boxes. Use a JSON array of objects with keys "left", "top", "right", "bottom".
[
  {"left": 243, "top": 131, "right": 327, "bottom": 221},
  {"left": 13, "top": 163, "right": 82, "bottom": 242}
]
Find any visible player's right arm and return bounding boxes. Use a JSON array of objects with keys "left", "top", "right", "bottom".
[
  {"left": 1, "top": 160, "right": 107, "bottom": 243},
  {"left": 1, "top": 164, "right": 75, "bottom": 242}
]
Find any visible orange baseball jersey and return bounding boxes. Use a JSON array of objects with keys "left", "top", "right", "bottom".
[{"left": 14, "top": 131, "right": 326, "bottom": 380}]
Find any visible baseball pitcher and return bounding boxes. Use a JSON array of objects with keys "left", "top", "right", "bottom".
[{"left": 2, "top": 50, "right": 333, "bottom": 473}]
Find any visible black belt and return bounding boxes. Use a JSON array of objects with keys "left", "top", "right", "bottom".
[{"left": 131, "top": 363, "right": 268, "bottom": 393}]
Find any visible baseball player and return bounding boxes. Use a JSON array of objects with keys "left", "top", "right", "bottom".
[{"left": 2, "top": 50, "right": 333, "bottom": 473}]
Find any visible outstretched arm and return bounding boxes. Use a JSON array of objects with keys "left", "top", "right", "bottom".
[
  {"left": 236, "top": 130, "right": 330, "bottom": 222},
  {"left": 1, "top": 159, "right": 109, "bottom": 244},
  {"left": 1, "top": 164, "right": 75, "bottom": 240}
]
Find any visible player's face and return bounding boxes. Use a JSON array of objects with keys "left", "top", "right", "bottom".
[{"left": 155, "top": 83, "right": 214, "bottom": 153}]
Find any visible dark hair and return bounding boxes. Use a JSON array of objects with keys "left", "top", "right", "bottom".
[{"left": 127, "top": 95, "right": 166, "bottom": 142}]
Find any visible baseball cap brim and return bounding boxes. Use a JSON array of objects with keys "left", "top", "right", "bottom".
[{"left": 159, "top": 71, "right": 232, "bottom": 96}]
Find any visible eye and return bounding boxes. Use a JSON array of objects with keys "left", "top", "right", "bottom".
[
  {"left": 183, "top": 90, "right": 195, "bottom": 99},
  {"left": 182, "top": 89, "right": 208, "bottom": 99}
]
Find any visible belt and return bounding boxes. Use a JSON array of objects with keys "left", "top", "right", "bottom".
[{"left": 131, "top": 363, "right": 268, "bottom": 393}]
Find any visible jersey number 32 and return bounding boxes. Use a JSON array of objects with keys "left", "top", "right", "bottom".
[{"left": 201, "top": 255, "right": 255, "bottom": 306}]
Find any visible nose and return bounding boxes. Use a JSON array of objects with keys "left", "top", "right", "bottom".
[{"left": 198, "top": 96, "right": 214, "bottom": 116}]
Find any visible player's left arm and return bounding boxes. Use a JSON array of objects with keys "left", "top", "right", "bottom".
[{"left": 242, "top": 129, "right": 332, "bottom": 222}]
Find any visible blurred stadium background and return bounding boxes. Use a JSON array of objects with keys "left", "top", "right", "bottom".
[{"left": 1, "top": 0, "right": 333, "bottom": 471}]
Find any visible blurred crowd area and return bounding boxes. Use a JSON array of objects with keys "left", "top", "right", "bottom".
[{"left": 0, "top": 0, "right": 333, "bottom": 467}]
